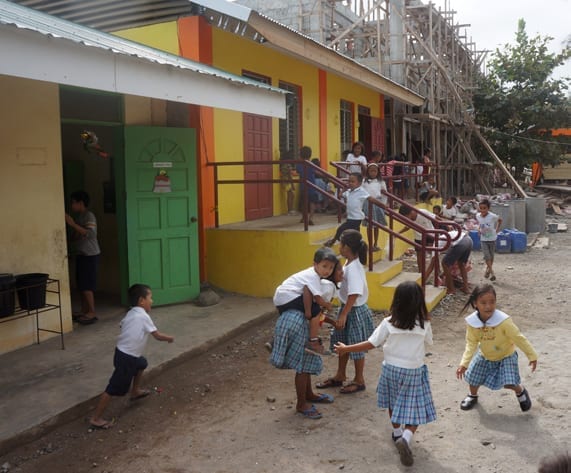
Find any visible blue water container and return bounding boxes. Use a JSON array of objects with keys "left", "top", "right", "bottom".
[
  {"left": 495, "top": 231, "right": 511, "bottom": 253},
  {"left": 509, "top": 230, "right": 527, "bottom": 253},
  {"left": 469, "top": 230, "right": 481, "bottom": 251}
]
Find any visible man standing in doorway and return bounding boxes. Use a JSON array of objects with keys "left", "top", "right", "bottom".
[{"left": 65, "top": 190, "right": 101, "bottom": 325}]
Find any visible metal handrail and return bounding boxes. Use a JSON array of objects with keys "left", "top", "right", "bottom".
[{"left": 208, "top": 159, "right": 454, "bottom": 291}]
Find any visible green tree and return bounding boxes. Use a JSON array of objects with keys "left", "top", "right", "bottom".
[{"left": 473, "top": 19, "right": 570, "bottom": 176}]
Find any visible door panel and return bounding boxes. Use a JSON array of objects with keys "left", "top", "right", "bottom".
[
  {"left": 243, "top": 113, "right": 273, "bottom": 220},
  {"left": 124, "top": 126, "right": 199, "bottom": 305},
  {"left": 370, "top": 117, "right": 385, "bottom": 154}
]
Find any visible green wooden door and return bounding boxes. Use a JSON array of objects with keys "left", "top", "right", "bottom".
[{"left": 124, "top": 126, "right": 199, "bottom": 305}]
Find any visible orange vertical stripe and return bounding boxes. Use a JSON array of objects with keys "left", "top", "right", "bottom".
[
  {"left": 178, "top": 17, "right": 215, "bottom": 281},
  {"left": 318, "top": 69, "right": 328, "bottom": 164}
]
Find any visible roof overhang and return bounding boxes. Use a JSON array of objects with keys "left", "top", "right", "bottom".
[
  {"left": 193, "top": 0, "right": 425, "bottom": 108},
  {"left": 0, "top": 0, "right": 286, "bottom": 118}
]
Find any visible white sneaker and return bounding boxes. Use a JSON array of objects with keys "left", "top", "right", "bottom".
[{"left": 395, "top": 437, "right": 414, "bottom": 466}]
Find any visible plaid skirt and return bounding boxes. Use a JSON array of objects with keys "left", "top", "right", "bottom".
[
  {"left": 270, "top": 309, "right": 323, "bottom": 375},
  {"left": 465, "top": 351, "right": 521, "bottom": 390},
  {"left": 377, "top": 363, "right": 436, "bottom": 426},
  {"left": 329, "top": 304, "right": 374, "bottom": 360}
]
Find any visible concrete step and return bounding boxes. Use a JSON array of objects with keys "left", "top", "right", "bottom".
[{"left": 368, "top": 271, "right": 447, "bottom": 311}]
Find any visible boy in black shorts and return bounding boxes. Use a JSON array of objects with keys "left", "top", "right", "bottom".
[{"left": 89, "top": 284, "right": 174, "bottom": 429}]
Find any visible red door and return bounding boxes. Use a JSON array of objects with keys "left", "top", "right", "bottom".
[
  {"left": 243, "top": 113, "right": 273, "bottom": 220},
  {"left": 370, "top": 117, "right": 385, "bottom": 154}
]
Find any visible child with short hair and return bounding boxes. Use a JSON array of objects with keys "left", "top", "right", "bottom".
[
  {"left": 65, "top": 190, "right": 101, "bottom": 325},
  {"left": 441, "top": 196, "right": 458, "bottom": 220},
  {"left": 317, "top": 230, "right": 374, "bottom": 395},
  {"left": 418, "top": 174, "right": 440, "bottom": 202},
  {"left": 270, "top": 248, "right": 339, "bottom": 419},
  {"left": 476, "top": 199, "right": 502, "bottom": 281},
  {"left": 334, "top": 281, "right": 435, "bottom": 467},
  {"left": 324, "top": 173, "right": 369, "bottom": 247},
  {"left": 89, "top": 284, "right": 174, "bottom": 429},
  {"left": 456, "top": 284, "right": 537, "bottom": 412}
]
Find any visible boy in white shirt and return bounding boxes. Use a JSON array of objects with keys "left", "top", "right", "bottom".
[{"left": 89, "top": 284, "right": 174, "bottom": 429}]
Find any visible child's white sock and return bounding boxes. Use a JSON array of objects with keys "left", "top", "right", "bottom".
[
  {"left": 402, "top": 429, "right": 414, "bottom": 444},
  {"left": 393, "top": 426, "right": 403, "bottom": 437}
]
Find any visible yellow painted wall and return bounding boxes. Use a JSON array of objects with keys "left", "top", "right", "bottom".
[
  {"left": 326, "top": 74, "right": 382, "bottom": 162},
  {"left": 0, "top": 76, "right": 72, "bottom": 354},
  {"left": 113, "top": 22, "right": 179, "bottom": 55},
  {"left": 211, "top": 29, "right": 385, "bottom": 224}
]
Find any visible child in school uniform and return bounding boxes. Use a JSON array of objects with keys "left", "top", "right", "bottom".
[
  {"left": 269, "top": 248, "right": 339, "bottom": 419},
  {"left": 361, "top": 163, "right": 388, "bottom": 252},
  {"left": 324, "top": 173, "right": 369, "bottom": 247},
  {"left": 317, "top": 229, "right": 374, "bottom": 395},
  {"left": 89, "top": 284, "right": 174, "bottom": 429},
  {"left": 456, "top": 283, "right": 537, "bottom": 412},
  {"left": 334, "top": 281, "right": 435, "bottom": 467}
]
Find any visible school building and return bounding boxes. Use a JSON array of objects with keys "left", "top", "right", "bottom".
[{"left": 0, "top": 0, "right": 424, "bottom": 354}]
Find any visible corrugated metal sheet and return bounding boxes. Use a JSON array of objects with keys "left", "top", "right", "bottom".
[
  {"left": 8, "top": 0, "right": 194, "bottom": 32},
  {"left": 0, "top": 0, "right": 282, "bottom": 94}
]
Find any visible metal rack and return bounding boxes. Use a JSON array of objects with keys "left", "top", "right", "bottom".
[{"left": 0, "top": 278, "right": 64, "bottom": 349}]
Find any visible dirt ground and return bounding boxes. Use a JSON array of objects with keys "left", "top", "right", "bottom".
[{"left": 2, "top": 216, "right": 570, "bottom": 473}]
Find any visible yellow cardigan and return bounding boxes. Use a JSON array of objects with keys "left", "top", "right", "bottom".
[{"left": 460, "top": 310, "right": 538, "bottom": 368}]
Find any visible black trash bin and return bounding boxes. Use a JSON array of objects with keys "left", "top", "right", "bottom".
[
  {"left": 0, "top": 273, "right": 16, "bottom": 318},
  {"left": 16, "top": 273, "right": 49, "bottom": 310}
]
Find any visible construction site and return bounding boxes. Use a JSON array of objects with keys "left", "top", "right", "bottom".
[{"left": 236, "top": 0, "right": 526, "bottom": 199}]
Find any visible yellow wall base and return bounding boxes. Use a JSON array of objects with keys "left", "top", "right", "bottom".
[{"left": 206, "top": 223, "right": 446, "bottom": 312}]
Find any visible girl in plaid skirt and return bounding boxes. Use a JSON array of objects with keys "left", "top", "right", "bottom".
[
  {"left": 334, "top": 281, "right": 435, "bottom": 467},
  {"left": 317, "top": 229, "right": 374, "bottom": 395},
  {"left": 270, "top": 248, "right": 340, "bottom": 420},
  {"left": 456, "top": 284, "right": 538, "bottom": 412}
]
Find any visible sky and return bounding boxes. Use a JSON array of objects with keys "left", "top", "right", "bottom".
[{"left": 429, "top": 0, "right": 570, "bottom": 80}]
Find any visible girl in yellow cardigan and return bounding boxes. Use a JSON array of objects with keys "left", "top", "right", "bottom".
[{"left": 456, "top": 284, "right": 538, "bottom": 411}]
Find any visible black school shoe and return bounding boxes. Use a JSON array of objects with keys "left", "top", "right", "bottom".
[
  {"left": 460, "top": 394, "right": 478, "bottom": 410},
  {"left": 517, "top": 388, "right": 532, "bottom": 412}
]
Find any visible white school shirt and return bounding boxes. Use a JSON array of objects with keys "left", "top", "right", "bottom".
[
  {"left": 339, "top": 258, "right": 368, "bottom": 307},
  {"left": 273, "top": 267, "right": 324, "bottom": 306},
  {"left": 346, "top": 154, "right": 367, "bottom": 174},
  {"left": 116, "top": 306, "right": 158, "bottom": 358},
  {"left": 477, "top": 211, "right": 500, "bottom": 241},
  {"left": 368, "top": 317, "right": 433, "bottom": 369},
  {"left": 362, "top": 179, "right": 388, "bottom": 205},
  {"left": 342, "top": 186, "right": 369, "bottom": 220},
  {"left": 442, "top": 205, "right": 458, "bottom": 219}
]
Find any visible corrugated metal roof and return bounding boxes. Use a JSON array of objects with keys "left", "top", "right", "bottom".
[
  {"left": 7, "top": 0, "right": 195, "bottom": 32},
  {"left": 0, "top": 0, "right": 284, "bottom": 95}
]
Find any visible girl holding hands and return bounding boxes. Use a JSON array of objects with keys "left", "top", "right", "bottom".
[
  {"left": 317, "top": 229, "right": 374, "bottom": 394},
  {"left": 334, "top": 281, "right": 435, "bottom": 467}
]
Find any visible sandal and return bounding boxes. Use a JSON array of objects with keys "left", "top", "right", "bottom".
[
  {"left": 316, "top": 378, "right": 343, "bottom": 389},
  {"left": 76, "top": 316, "right": 98, "bottom": 325},
  {"left": 460, "top": 394, "right": 478, "bottom": 410},
  {"left": 89, "top": 418, "right": 115, "bottom": 430},
  {"left": 311, "top": 393, "right": 334, "bottom": 404},
  {"left": 339, "top": 382, "right": 366, "bottom": 394},
  {"left": 297, "top": 404, "right": 322, "bottom": 420}
]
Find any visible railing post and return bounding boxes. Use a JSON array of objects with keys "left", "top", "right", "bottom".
[
  {"left": 367, "top": 200, "right": 373, "bottom": 272},
  {"left": 214, "top": 165, "right": 219, "bottom": 228}
]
